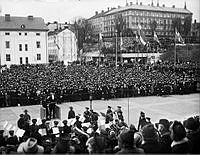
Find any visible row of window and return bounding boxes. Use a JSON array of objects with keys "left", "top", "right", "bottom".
[
  {"left": 5, "top": 32, "right": 40, "bottom": 36},
  {"left": 5, "top": 54, "right": 41, "bottom": 62},
  {"left": 5, "top": 41, "right": 41, "bottom": 50}
]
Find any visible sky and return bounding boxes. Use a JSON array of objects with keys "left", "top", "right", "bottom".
[{"left": 0, "top": 0, "right": 199, "bottom": 23}]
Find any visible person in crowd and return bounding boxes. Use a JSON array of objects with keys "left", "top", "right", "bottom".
[
  {"left": 169, "top": 120, "right": 191, "bottom": 153},
  {"left": 183, "top": 117, "right": 200, "bottom": 153},
  {"left": 83, "top": 107, "right": 91, "bottom": 123},
  {"left": 0, "top": 130, "right": 6, "bottom": 147},
  {"left": 47, "top": 92, "right": 56, "bottom": 119},
  {"left": 141, "top": 124, "right": 161, "bottom": 153},
  {"left": 6, "top": 130, "right": 19, "bottom": 146},
  {"left": 156, "top": 118, "right": 172, "bottom": 153},
  {"left": 68, "top": 106, "right": 75, "bottom": 119},
  {"left": 17, "top": 137, "right": 44, "bottom": 154},
  {"left": 74, "top": 115, "right": 82, "bottom": 130},
  {"left": 116, "top": 130, "right": 144, "bottom": 154},
  {"left": 17, "top": 114, "right": 25, "bottom": 129},
  {"left": 138, "top": 111, "right": 147, "bottom": 131},
  {"left": 115, "top": 106, "right": 124, "bottom": 121},
  {"left": 106, "top": 106, "right": 113, "bottom": 124},
  {"left": 23, "top": 109, "right": 31, "bottom": 124},
  {"left": 62, "top": 120, "right": 72, "bottom": 136}
]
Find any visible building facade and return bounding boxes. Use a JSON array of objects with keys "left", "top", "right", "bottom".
[
  {"left": 0, "top": 14, "right": 48, "bottom": 66},
  {"left": 48, "top": 28, "right": 77, "bottom": 65},
  {"left": 89, "top": 2, "right": 192, "bottom": 38}
]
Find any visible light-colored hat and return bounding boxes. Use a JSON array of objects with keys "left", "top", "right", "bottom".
[{"left": 17, "top": 138, "right": 44, "bottom": 153}]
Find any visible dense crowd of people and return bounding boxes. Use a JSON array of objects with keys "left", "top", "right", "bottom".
[
  {"left": 0, "top": 108, "right": 199, "bottom": 154},
  {"left": 0, "top": 61, "right": 199, "bottom": 107}
]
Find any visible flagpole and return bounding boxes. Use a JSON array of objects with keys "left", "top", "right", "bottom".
[
  {"left": 128, "top": 97, "right": 130, "bottom": 126},
  {"left": 115, "top": 30, "right": 118, "bottom": 68},
  {"left": 174, "top": 29, "right": 176, "bottom": 65}
]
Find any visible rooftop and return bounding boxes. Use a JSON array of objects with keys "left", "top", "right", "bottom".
[
  {"left": 0, "top": 15, "right": 48, "bottom": 31},
  {"left": 105, "top": 3, "right": 192, "bottom": 16}
]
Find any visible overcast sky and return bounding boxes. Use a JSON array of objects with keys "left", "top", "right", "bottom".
[{"left": 0, "top": 0, "right": 199, "bottom": 23}]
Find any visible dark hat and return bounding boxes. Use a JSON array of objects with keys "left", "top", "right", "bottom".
[
  {"left": 157, "top": 119, "right": 170, "bottom": 130},
  {"left": 76, "top": 115, "right": 80, "bottom": 119},
  {"left": 62, "top": 120, "right": 68, "bottom": 125},
  {"left": 183, "top": 117, "right": 199, "bottom": 131},
  {"left": 24, "top": 109, "right": 28, "bottom": 112},
  {"left": 108, "top": 106, "right": 111, "bottom": 108},
  {"left": 142, "top": 124, "right": 158, "bottom": 141},
  {"left": 0, "top": 130, "right": 4, "bottom": 134},
  {"left": 117, "top": 106, "right": 121, "bottom": 108},
  {"left": 20, "top": 114, "right": 24, "bottom": 117},
  {"left": 54, "top": 121, "right": 59, "bottom": 125},
  {"left": 85, "top": 107, "right": 89, "bottom": 110},
  {"left": 9, "top": 130, "right": 14, "bottom": 135},
  {"left": 140, "top": 111, "right": 145, "bottom": 115},
  {"left": 69, "top": 106, "right": 73, "bottom": 109},
  {"left": 119, "top": 130, "right": 134, "bottom": 147},
  {"left": 32, "top": 119, "right": 37, "bottom": 123},
  {"left": 41, "top": 119, "right": 46, "bottom": 123}
]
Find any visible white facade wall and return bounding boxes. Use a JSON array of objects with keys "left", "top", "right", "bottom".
[
  {"left": 0, "top": 31, "right": 48, "bottom": 66},
  {"left": 48, "top": 29, "right": 77, "bottom": 64}
]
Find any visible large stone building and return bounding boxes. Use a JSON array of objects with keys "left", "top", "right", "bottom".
[
  {"left": 0, "top": 14, "right": 48, "bottom": 66},
  {"left": 48, "top": 28, "right": 77, "bottom": 65},
  {"left": 89, "top": 1, "right": 192, "bottom": 38}
]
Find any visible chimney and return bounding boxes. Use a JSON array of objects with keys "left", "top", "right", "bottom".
[
  {"left": 194, "top": 19, "right": 196, "bottom": 24},
  {"left": 157, "top": 0, "right": 159, "bottom": 6},
  {"left": 130, "top": 2, "right": 133, "bottom": 5},
  {"left": 5, "top": 14, "right": 10, "bottom": 21},
  {"left": 95, "top": 11, "right": 98, "bottom": 15},
  {"left": 107, "top": 7, "right": 110, "bottom": 11},
  {"left": 118, "top": 5, "right": 121, "bottom": 8},
  {"left": 28, "top": 15, "right": 33, "bottom": 20},
  {"left": 140, "top": 2, "right": 142, "bottom": 5},
  {"left": 172, "top": 5, "right": 175, "bottom": 8},
  {"left": 184, "top": 1, "right": 187, "bottom": 9},
  {"left": 126, "top": 2, "right": 129, "bottom": 6},
  {"left": 151, "top": 0, "right": 154, "bottom": 6},
  {"left": 101, "top": 10, "right": 104, "bottom": 13},
  {"left": 136, "top": 0, "right": 138, "bottom": 5},
  {"left": 162, "top": 4, "right": 165, "bottom": 7}
]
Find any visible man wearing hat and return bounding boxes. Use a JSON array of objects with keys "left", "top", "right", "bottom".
[
  {"left": 106, "top": 106, "right": 113, "bottom": 124},
  {"left": 17, "top": 137, "right": 44, "bottom": 153},
  {"left": 156, "top": 118, "right": 172, "bottom": 153},
  {"left": 68, "top": 106, "right": 75, "bottom": 119},
  {"left": 83, "top": 107, "right": 91, "bottom": 123},
  {"left": 74, "top": 116, "right": 82, "bottom": 130},
  {"left": 7, "top": 130, "right": 19, "bottom": 146},
  {"left": 137, "top": 111, "right": 147, "bottom": 131},
  {"left": 24, "top": 109, "right": 31, "bottom": 124},
  {"left": 0, "top": 130, "right": 6, "bottom": 147},
  {"left": 115, "top": 106, "right": 124, "bottom": 121}
]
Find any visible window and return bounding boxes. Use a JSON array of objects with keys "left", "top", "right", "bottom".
[
  {"left": 36, "top": 33, "right": 40, "bottom": 36},
  {"left": 19, "top": 33, "right": 22, "bottom": 35},
  {"left": 36, "top": 41, "right": 41, "bottom": 48},
  {"left": 19, "top": 44, "right": 22, "bottom": 51},
  {"left": 37, "top": 54, "right": 41, "bottom": 60},
  {"left": 5, "top": 41, "right": 10, "bottom": 48},
  {"left": 25, "top": 44, "right": 28, "bottom": 51},
  {"left": 5, "top": 32, "right": 10, "bottom": 35},
  {"left": 25, "top": 33, "right": 27, "bottom": 36},
  {"left": 6, "top": 54, "right": 11, "bottom": 61},
  {"left": 25, "top": 57, "right": 28, "bottom": 64},
  {"left": 20, "top": 57, "right": 23, "bottom": 64}
]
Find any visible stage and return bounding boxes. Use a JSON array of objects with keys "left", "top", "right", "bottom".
[{"left": 0, "top": 93, "right": 199, "bottom": 129}]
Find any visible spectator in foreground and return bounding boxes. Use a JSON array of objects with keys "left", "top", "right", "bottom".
[
  {"left": 183, "top": 117, "right": 200, "bottom": 153},
  {"left": 141, "top": 124, "right": 161, "bottom": 153},
  {"left": 116, "top": 130, "right": 144, "bottom": 154},
  {"left": 156, "top": 118, "right": 172, "bottom": 153},
  {"left": 17, "top": 137, "right": 44, "bottom": 154},
  {"left": 170, "top": 120, "right": 191, "bottom": 153}
]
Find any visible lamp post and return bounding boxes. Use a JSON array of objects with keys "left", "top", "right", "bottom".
[{"left": 115, "top": 30, "right": 118, "bottom": 68}]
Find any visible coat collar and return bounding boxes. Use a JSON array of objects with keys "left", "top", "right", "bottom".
[{"left": 171, "top": 137, "right": 188, "bottom": 147}]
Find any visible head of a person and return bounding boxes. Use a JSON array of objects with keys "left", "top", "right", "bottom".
[
  {"left": 183, "top": 117, "right": 199, "bottom": 132},
  {"left": 54, "top": 121, "right": 59, "bottom": 126},
  {"left": 118, "top": 130, "right": 134, "bottom": 149},
  {"left": 156, "top": 118, "right": 170, "bottom": 134},
  {"left": 18, "top": 137, "right": 44, "bottom": 153},
  {"left": 41, "top": 119, "right": 46, "bottom": 124},
  {"left": 141, "top": 124, "right": 159, "bottom": 142},
  {"left": 117, "top": 106, "right": 121, "bottom": 110},
  {"left": 134, "top": 131, "right": 143, "bottom": 147},
  {"left": 62, "top": 120, "right": 68, "bottom": 126},
  {"left": 20, "top": 114, "right": 24, "bottom": 118},
  {"left": 85, "top": 107, "right": 89, "bottom": 111},
  {"left": 75, "top": 115, "right": 80, "bottom": 120},
  {"left": 0, "top": 130, "right": 4, "bottom": 136},
  {"left": 170, "top": 120, "right": 186, "bottom": 141},
  {"left": 9, "top": 130, "right": 14, "bottom": 136},
  {"left": 69, "top": 106, "right": 73, "bottom": 110},
  {"left": 24, "top": 109, "right": 28, "bottom": 114},
  {"left": 140, "top": 111, "right": 145, "bottom": 118},
  {"left": 32, "top": 119, "right": 37, "bottom": 125},
  {"left": 108, "top": 106, "right": 111, "bottom": 109}
]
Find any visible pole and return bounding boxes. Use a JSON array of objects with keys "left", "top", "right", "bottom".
[
  {"left": 115, "top": 31, "right": 118, "bottom": 68},
  {"left": 89, "top": 94, "right": 93, "bottom": 110},
  {"left": 128, "top": 97, "right": 130, "bottom": 125},
  {"left": 174, "top": 28, "right": 176, "bottom": 65}
]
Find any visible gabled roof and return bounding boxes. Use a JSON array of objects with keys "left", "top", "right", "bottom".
[
  {"left": 105, "top": 4, "right": 192, "bottom": 16},
  {"left": 48, "top": 27, "right": 75, "bottom": 36},
  {"left": 88, "top": 10, "right": 110, "bottom": 20},
  {"left": 0, "top": 16, "right": 48, "bottom": 31}
]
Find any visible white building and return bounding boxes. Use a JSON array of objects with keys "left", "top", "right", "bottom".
[
  {"left": 48, "top": 28, "right": 77, "bottom": 65},
  {"left": 0, "top": 14, "right": 48, "bottom": 66}
]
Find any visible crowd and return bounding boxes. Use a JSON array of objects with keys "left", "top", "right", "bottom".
[
  {"left": 0, "top": 107, "right": 200, "bottom": 154},
  {"left": 0, "top": 61, "right": 199, "bottom": 107}
]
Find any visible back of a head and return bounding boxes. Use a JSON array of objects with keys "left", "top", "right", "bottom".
[
  {"left": 118, "top": 130, "right": 134, "bottom": 148},
  {"left": 141, "top": 124, "right": 158, "bottom": 142},
  {"left": 171, "top": 121, "right": 186, "bottom": 141}
]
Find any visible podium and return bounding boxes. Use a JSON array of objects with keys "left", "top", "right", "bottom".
[
  {"left": 40, "top": 107, "right": 46, "bottom": 120},
  {"left": 55, "top": 105, "right": 61, "bottom": 119}
]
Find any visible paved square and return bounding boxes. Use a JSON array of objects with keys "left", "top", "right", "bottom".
[{"left": 0, "top": 93, "right": 199, "bottom": 128}]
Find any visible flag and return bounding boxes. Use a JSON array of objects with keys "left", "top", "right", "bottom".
[
  {"left": 154, "top": 31, "right": 160, "bottom": 44},
  {"left": 137, "top": 24, "right": 146, "bottom": 46},
  {"left": 175, "top": 28, "right": 184, "bottom": 44}
]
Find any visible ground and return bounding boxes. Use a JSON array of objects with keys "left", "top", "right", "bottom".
[{"left": 0, "top": 93, "right": 199, "bottom": 129}]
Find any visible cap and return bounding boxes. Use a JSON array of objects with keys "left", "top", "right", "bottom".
[
  {"left": 69, "top": 106, "right": 73, "bottom": 109},
  {"left": 117, "top": 106, "right": 121, "bottom": 108},
  {"left": 24, "top": 109, "right": 28, "bottom": 112},
  {"left": 54, "top": 121, "right": 59, "bottom": 125},
  {"left": 76, "top": 115, "right": 80, "bottom": 119},
  {"left": 85, "top": 107, "right": 89, "bottom": 110},
  {"left": 157, "top": 119, "right": 170, "bottom": 130},
  {"left": 108, "top": 106, "right": 111, "bottom": 108},
  {"left": 140, "top": 111, "right": 145, "bottom": 115},
  {"left": 62, "top": 120, "right": 68, "bottom": 124}
]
